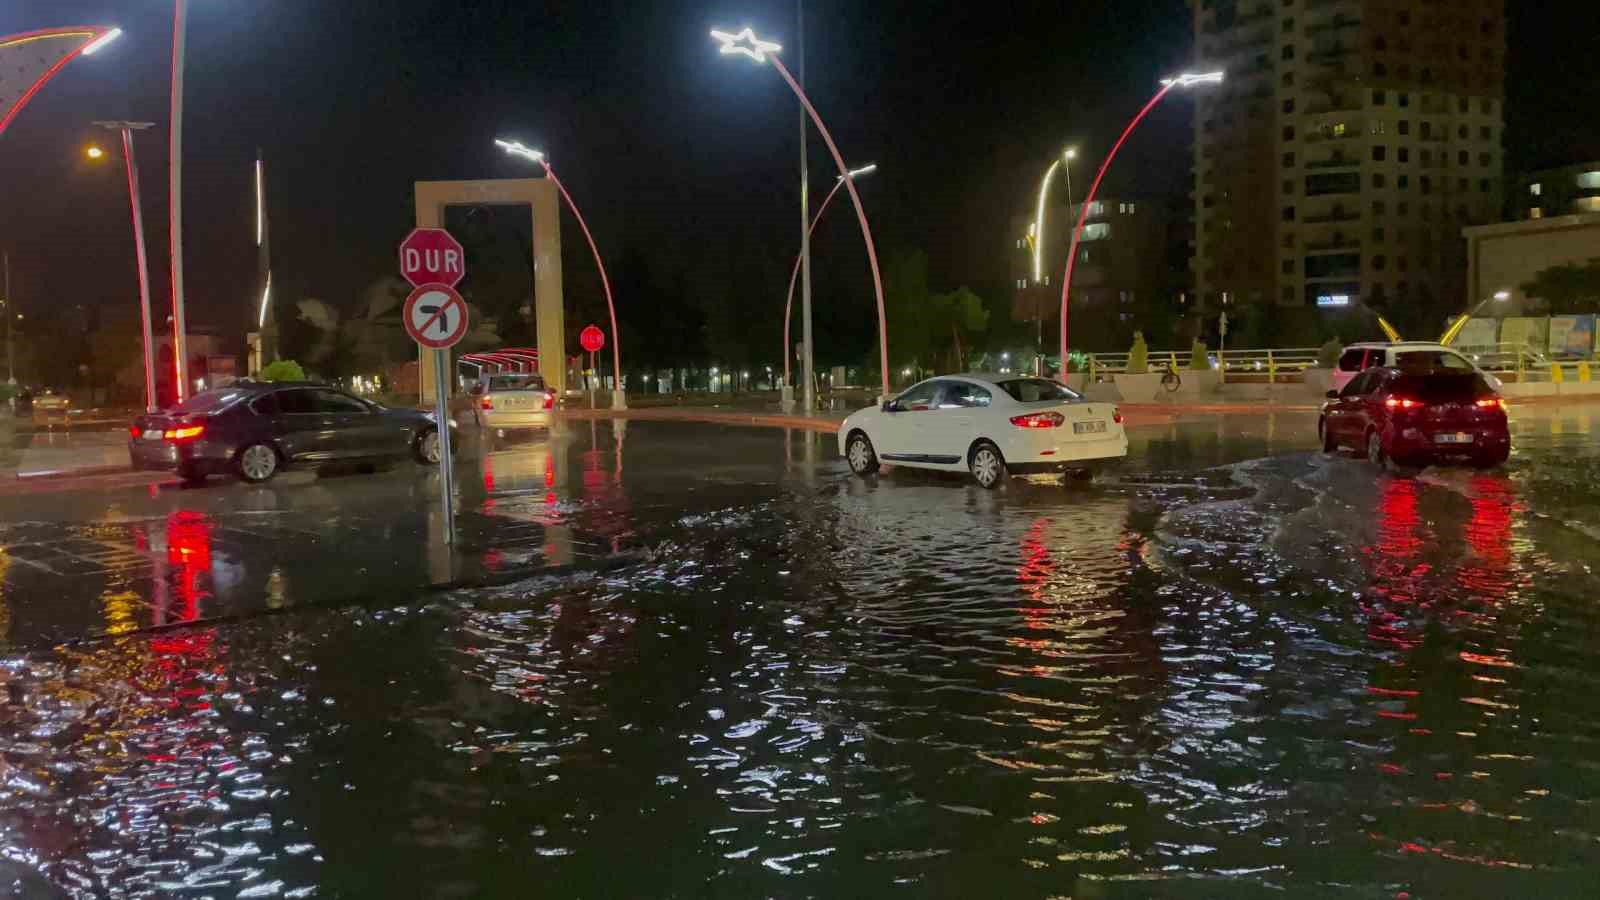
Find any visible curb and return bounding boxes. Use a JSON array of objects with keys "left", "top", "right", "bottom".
[{"left": 14, "top": 464, "right": 133, "bottom": 482}]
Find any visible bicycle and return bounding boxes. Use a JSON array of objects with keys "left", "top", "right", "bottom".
[{"left": 1160, "top": 362, "right": 1182, "bottom": 393}]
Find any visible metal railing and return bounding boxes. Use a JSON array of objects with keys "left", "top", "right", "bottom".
[{"left": 1082, "top": 347, "right": 1324, "bottom": 383}]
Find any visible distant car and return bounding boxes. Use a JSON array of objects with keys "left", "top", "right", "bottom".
[
  {"left": 129, "top": 382, "right": 454, "bottom": 484},
  {"left": 470, "top": 372, "right": 555, "bottom": 432},
  {"left": 838, "top": 374, "right": 1128, "bottom": 489},
  {"left": 1331, "top": 341, "right": 1498, "bottom": 393},
  {"left": 31, "top": 388, "right": 70, "bottom": 423},
  {"left": 1319, "top": 366, "right": 1510, "bottom": 468}
]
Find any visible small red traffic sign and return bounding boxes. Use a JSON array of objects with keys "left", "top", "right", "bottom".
[
  {"left": 580, "top": 324, "right": 606, "bottom": 354},
  {"left": 399, "top": 227, "right": 466, "bottom": 288},
  {"left": 403, "top": 284, "right": 470, "bottom": 349}
]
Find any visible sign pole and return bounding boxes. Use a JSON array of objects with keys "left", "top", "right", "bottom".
[
  {"left": 433, "top": 348, "right": 456, "bottom": 544},
  {"left": 589, "top": 350, "right": 597, "bottom": 410}
]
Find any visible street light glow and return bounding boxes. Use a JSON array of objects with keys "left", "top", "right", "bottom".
[
  {"left": 1160, "top": 71, "right": 1225, "bottom": 87},
  {"left": 838, "top": 163, "right": 878, "bottom": 181},
  {"left": 258, "top": 272, "right": 272, "bottom": 329},
  {"left": 495, "top": 138, "right": 545, "bottom": 163},
  {"left": 1064, "top": 147, "right": 1077, "bottom": 160},
  {"left": 710, "top": 27, "right": 782, "bottom": 63},
  {"left": 1494, "top": 290, "right": 1511, "bottom": 301},
  {"left": 85, "top": 145, "right": 104, "bottom": 160},
  {"left": 80, "top": 27, "right": 122, "bottom": 55},
  {"left": 255, "top": 158, "right": 264, "bottom": 246}
]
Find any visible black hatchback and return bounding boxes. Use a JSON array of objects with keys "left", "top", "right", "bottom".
[{"left": 129, "top": 382, "right": 452, "bottom": 484}]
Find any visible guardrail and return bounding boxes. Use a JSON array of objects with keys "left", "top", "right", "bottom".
[{"left": 1083, "top": 347, "right": 1324, "bottom": 383}]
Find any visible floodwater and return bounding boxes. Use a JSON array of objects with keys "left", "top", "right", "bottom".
[{"left": 3, "top": 409, "right": 1600, "bottom": 897}]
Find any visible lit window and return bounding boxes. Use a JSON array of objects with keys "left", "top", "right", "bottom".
[
  {"left": 1081, "top": 223, "right": 1112, "bottom": 241},
  {"left": 1577, "top": 172, "right": 1600, "bottom": 190},
  {"left": 1333, "top": 122, "right": 1347, "bottom": 137},
  {"left": 1129, "top": 203, "right": 1136, "bottom": 214},
  {"left": 1529, "top": 208, "right": 1543, "bottom": 219},
  {"left": 1529, "top": 183, "right": 1542, "bottom": 196}
]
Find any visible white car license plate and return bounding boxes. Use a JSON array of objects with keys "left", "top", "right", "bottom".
[
  {"left": 1435, "top": 432, "right": 1474, "bottom": 444},
  {"left": 1073, "top": 420, "right": 1107, "bottom": 435},
  {"left": 142, "top": 430, "right": 163, "bottom": 441}
]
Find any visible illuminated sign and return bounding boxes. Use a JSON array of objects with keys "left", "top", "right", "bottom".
[{"left": 1317, "top": 294, "right": 1352, "bottom": 308}]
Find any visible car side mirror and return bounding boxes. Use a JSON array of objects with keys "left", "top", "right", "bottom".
[
  {"left": 881, "top": 401, "right": 897, "bottom": 413},
  {"left": 1325, "top": 390, "right": 1339, "bottom": 399}
]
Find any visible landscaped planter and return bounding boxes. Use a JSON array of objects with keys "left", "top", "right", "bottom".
[{"left": 1112, "top": 373, "right": 1163, "bottom": 402}]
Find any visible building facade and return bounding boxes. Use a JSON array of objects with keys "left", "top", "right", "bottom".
[
  {"left": 1509, "top": 163, "right": 1600, "bottom": 221},
  {"left": 1191, "top": 0, "right": 1506, "bottom": 326},
  {"left": 1464, "top": 213, "right": 1600, "bottom": 314},
  {"left": 1010, "top": 197, "right": 1183, "bottom": 352}
]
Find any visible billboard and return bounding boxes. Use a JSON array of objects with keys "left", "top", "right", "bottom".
[
  {"left": 1454, "top": 317, "right": 1499, "bottom": 350},
  {"left": 1500, "top": 317, "right": 1550, "bottom": 355},
  {"left": 1548, "top": 315, "right": 1596, "bottom": 359}
]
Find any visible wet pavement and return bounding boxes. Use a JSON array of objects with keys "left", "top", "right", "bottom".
[{"left": 2, "top": 407, "right": 1600, "bottom": 897}]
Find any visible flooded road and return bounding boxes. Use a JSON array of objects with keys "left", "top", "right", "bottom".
[{"left": 2, "top": 408, "right": 1599, "bottom": 897}]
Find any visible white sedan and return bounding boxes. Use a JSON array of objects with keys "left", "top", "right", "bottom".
[{"left": 838, "top": 374, "right": 1128, "bottom": 488}]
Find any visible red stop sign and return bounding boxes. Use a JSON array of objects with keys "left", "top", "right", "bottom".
[
  {"left": 580, "top": 324, "right": 605, "bottom": 353},
  {"left": 398, "top": 227, "right": 466, "bottom": 288}
]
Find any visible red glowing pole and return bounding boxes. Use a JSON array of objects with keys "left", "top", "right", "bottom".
[
  {"left": 120, "top": 126, "right": 160, "bottom": 412},
  {"left": 783, "top": 175, "right": 850, "bottom": 390},
  {"left": 766, "top": 57, "right": 890, "bottom": 400},
  {"left": 0, "top": 26, "right": 118, "bottom": 137},
  {"left": 537, "top": 161, "right": 624, "bottom": 407},
  {"left": 1058, "top": 81, "right": 1177, "bottom": 380}
]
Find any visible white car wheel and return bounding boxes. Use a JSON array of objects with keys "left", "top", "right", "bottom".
[
  {"left": 417, "top": 429, "right": 442, "bottom": 465},
  {"left": 846, "top": 432, "right": 879, "bottom": 476},
  {"left": 970, "top": 442, "right": 1006, "bottom": 489}
]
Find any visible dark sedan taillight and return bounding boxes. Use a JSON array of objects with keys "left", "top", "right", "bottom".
[
  {"left": 1476, "top": 397, "right": 1506, "bottom": 411},
  {"left": 543, "top": 391, "right": 556, "bottom": 410},
  {"left": 480, "top": 397, "right": 494, "bottom": 410},
  {"left": 164, "top": 425, "right": 205, "bottom": 442},
  {"left": 129, "top": 425, "right": 142, "bottom": 439},
  {"left": 1384, "top": 396, "right": 1421, "bottom": 410}
]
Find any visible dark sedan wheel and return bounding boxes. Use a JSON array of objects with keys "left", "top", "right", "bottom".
[
  {"left": 416, "top": 428, "right": 441, "bottom": 465},
  {"left": 1366, "top": 430, "right": 1386, "bottom": 468},
  {"left": 1320, "top": 419, "right": 1337, "bottom": 454},
  {"left": 846, "top": 432, "right": 879, "bottom": 476},
  {"left": 237, "top": 443, "right": 279, "bottom": 483}
]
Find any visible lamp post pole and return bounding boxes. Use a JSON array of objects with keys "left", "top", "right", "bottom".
[
  {"left": 168, "top": 0, "right": 190, "bottom": 401},
  {"left": 3, "top": 253, "right": 12, "bottom": 385},
  {"left": 96, "top": 122, "right": 160, "bottom": 412},
  {"left": 783, "top": 164, "right": 876, "bottom": 400},
  {"left": 796, "top": 0, "right": 815, "bottom": 412}
]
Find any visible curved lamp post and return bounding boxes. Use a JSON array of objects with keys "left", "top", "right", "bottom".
[
  {"left": 1032, "top": 147, "right": 1076, "bottom": 285},
  {"left": 712, "top": 26, "right": 891, "bottom": 400},
  {"left": 496, "top": 139, "right": 627, "bottom": 409},
  {"left": 1058, "top": 71, "right": 1222, "bottom": 380},
  {"left": 783, "top": 163, "right": 876, "bottom": 394},
  {"left": 89, "top": 122, "right": 160, "bottom": 412},
  {"left": 0, "top": 26, "right": 120, "bottom": 137},
  {"left": 1439, "top": 289, "right": 1510, "bottom": 347}
]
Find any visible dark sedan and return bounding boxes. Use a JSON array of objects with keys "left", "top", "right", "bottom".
[
  {"left": 1319, "top": 367, "right": 1510, "bottom": 469},
  {"left": 130, "top": 382, "right": 453, "bottom": 484}
]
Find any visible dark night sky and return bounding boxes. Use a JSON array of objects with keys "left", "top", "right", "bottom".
[{"left": 1, "top": 1, "right": 1593, "bottom": 357}]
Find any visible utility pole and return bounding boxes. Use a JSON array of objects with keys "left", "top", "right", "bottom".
[
  {"left": 797, "top": 0, "right": 814, "bottom": 413},
  {"left": 4, "top": 252, "right": 13, "bottom": 385},
  {"left": 169, "top": 0, "right": 190, "bottom": 401}
]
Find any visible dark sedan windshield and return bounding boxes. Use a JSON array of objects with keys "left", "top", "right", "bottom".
[{"left": 171, "top": 388, "right": 249, "bottom": 414}]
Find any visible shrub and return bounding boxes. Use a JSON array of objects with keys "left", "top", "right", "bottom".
[
  {"left": 1126, "top": 332, "right": 1149, "bottom": 375},
  {"left": 1188, "top": 340, "right": 1211, "bottom": 372},
  {"left": 260, "top": 359, "right": 307, "bottom": 382},
  {"left": 1317, "top": 338, "right": 1342, "bottom": 369}
]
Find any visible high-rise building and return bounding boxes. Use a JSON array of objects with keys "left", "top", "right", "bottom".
[
  {"left": 1190, "top": 0, "right": 1505, "bottom": 330},
  {"left": 1509, "top": 162, "right": 1600, "bottom": 221}
]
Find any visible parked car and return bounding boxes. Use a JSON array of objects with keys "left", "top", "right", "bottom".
[
  {"left": 470, "top": 372, "right": 555, "bottom": 432},
  {"left": 1319, "top": 366, "right": 1510, "bottom": 468},
  {"left": 838, "top": 374, "right": 1128, "bottom": 489},
  {"left": 31, "top": 388, "right": 70, "bottom": 424},
  {"left": 129, "top": 382, "right": 454, "bottom": 484},
  {"left": 1331, "top": 341, "right": 1499, "bottom": 393}
]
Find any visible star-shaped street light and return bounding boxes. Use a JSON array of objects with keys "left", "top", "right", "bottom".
[
  {"left": 496, "top": 138, "right": 627, "bottom": 408},
  {"left": 710, "top": 27, "right": 782, "bottom": 63},
  {"left": 712, "top": 26, "right": 891, "bottom": 399}
]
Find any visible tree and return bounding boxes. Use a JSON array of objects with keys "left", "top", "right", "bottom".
[
  {"left": 1520, "top": 258, "right": 1600, "bottom": 313},
  {"left": 260, "top": 359, "right": 306, "bottom": 382},
  {"left": 1189, "top": 339, "right": 1210, "bottom": 372},
  {"left": 1127, "top": 332, "right": 1149, "bottom": 374},
  {"left": 925, "top": 286, "right": 990, "bottom": 372},
  {"left": 881, "top": 249, "right": 932, "bottom": 373}
]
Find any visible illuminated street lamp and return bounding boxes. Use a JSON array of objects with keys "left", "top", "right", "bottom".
[
  {"left": 1032, "top": 147, "right": 1076, "bottom": 285},
  {"left": 712, "top": 26, "right": 891, "bottom": 400},
  {"left": 85, "top": 145, "right": 105, "bottom": 160},
  {"left": 90, "top": 121, "right": 160, "bottom": 412},
  {"left": 782, "top": 163, "right": 876, "bottom": 402},
  {"left": 496, "top": 139, "right": 627, "bottom": 409},
  {"left": 1057, "top": 72, "right": 1223, "bottom": 378},
  {"left": 1440, "top": 289, "right": 1512, "bottom": 347}
]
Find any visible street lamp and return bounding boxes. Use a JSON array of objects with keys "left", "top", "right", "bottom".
[
  {"left": 712, "top": 26, "right": 892, "bottom": 401},
  {"left": 496, "top": 139, "right": 627, "bottom": 409},
  {"left": 1028, "top": 146, "right": 1075, "bottom": 374},
  {"left": 1439, "top": 289, "right": 1511, "bottom": 347},
  {"left": 1057, "top": 72, "right": 1223, "bottom": 379},
  {"left": 0, "top": 25, "right": 120, "bottom": 137},
  {"left": 90, "top": 121, "right": 160, "bottom": 412},
  {"left": 781, "top": 163, "right": 876, "bottom": 406},
  {"left": 85, "top": 145, "right": 105, "bottom": 160}
]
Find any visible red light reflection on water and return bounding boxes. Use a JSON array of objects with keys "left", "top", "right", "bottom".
[{"left": 165, "top": 510, "right": 214, "bottom": 623}]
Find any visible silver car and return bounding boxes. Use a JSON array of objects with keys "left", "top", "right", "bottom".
[{"left": 471, "top": 373, "right": 555, "bottom": 433}]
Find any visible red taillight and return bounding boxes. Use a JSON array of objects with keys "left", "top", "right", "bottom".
[
  {"left": 1384, "top": 396, "right": 1421, "bottom": 410},
  {"left": 163, "top": 425, "right": 204, "bottom": 442},
  {"left": 480, "top": 397, "right": 494, "bottom": 410},
  {"left": 1113, "top": 410, "right": 1124, "bottom": 425},
  {"left": 1476, "top": 397, "right": 1506, "bottom": 410},
  {"left": 1010, "top": 411, "right": 1065, "bottom": 429},
  {"left": 543, "top": 391, "right": 555, "bottom": 410},
  {"left": 129, "top": 425, "right": 142, "bottom": 439}
]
